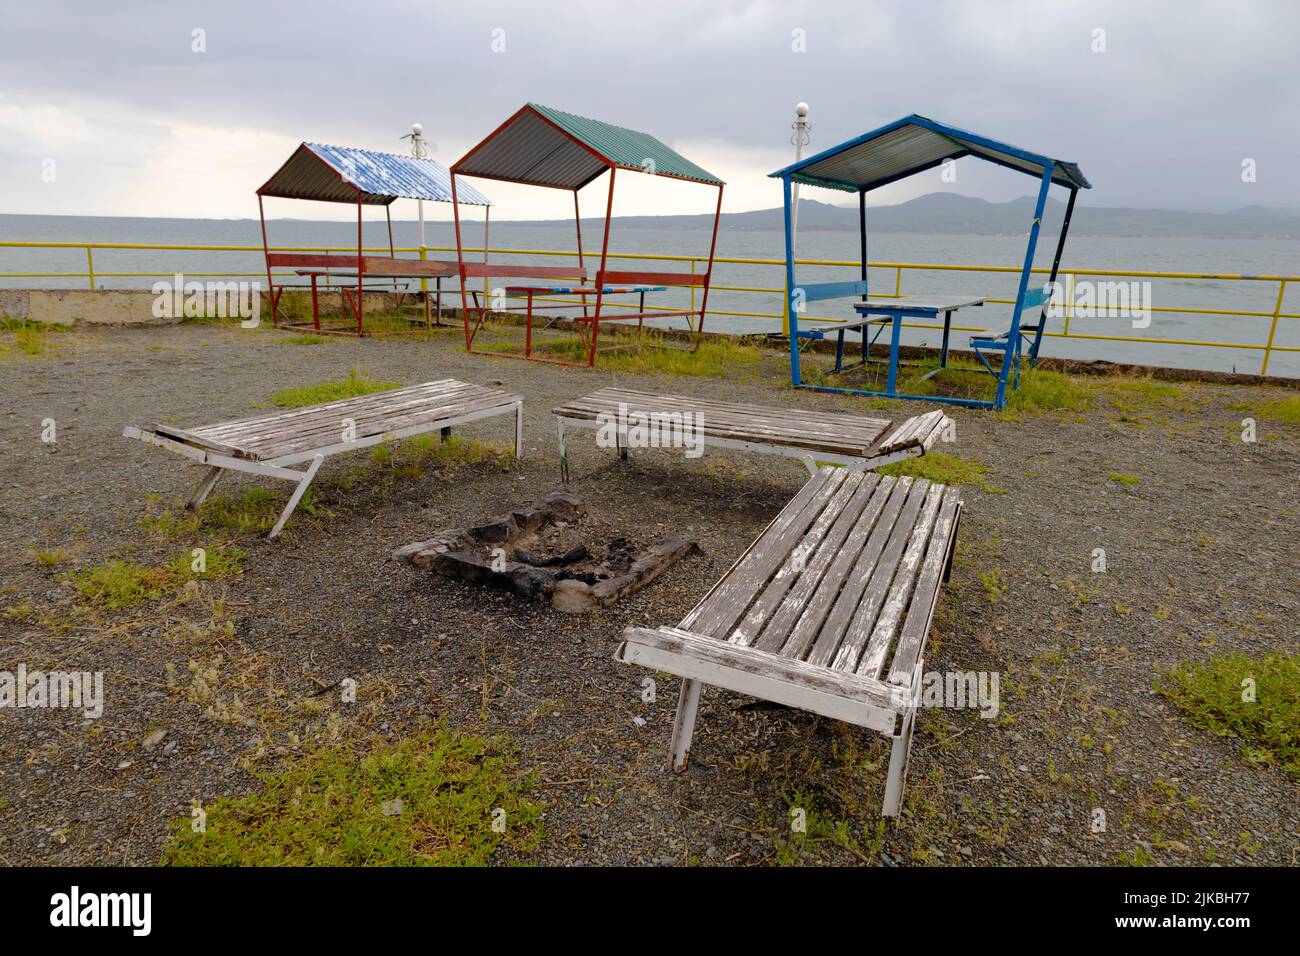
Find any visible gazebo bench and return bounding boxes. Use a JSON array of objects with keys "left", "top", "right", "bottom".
[{"left": 615, "top": 466, "right": 962, "bottom": 816}]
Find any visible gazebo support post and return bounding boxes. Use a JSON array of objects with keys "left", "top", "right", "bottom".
[
  {"left": 355, "top": 189, "right": 364, "bottom": 335},
  {"left": 574, "top": 190, "right": 588, "bottom": 320},
  {"left": 1029, "top": 185, "right": 1077, "bottom": 364},
  {"left": 859, "top": 188, "right": 869, "bottom": 364},
  {"left": 996, "top": 163, "right": 1054, "bottom": 409},
  {"left": 694, "top": 183, "right": 724, "bottom": 346},
  {"left": 782, "top": 174, "right": 801, "bottom": 385},
  {"left": 588, "top": 166, "right": 617, "bottom": 367},
  {"left": 450, "top": 172, "right": 471, "bottom": 350},
  {"left": 257, "top": 193, "right": 276, "bottom": 325}
]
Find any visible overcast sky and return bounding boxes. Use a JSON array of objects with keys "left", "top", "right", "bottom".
[{"left": 1, "top": 0, "right": 1296, "bottom": 221}]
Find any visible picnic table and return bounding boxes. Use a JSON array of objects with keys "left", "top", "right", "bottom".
[
  {"left": 469, "top": 283, "right": 669, "bottom": 358},
  {"left": 268, "top": 253, "right": 459, "bottom": 332},
  {"left": 801, "top": 294, "right": 985, "bottom": 397}
]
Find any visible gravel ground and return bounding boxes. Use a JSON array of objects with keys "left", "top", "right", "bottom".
[{"left": 0, "top": 321, "right": 1296, "bottom": 867}]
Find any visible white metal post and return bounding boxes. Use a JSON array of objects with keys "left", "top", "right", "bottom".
[
  {"left": 789, "top": 103, "right": 811, "bottom": 255},
  {"left": 402, "top": 123, "right": 428, "bottom": 298}
]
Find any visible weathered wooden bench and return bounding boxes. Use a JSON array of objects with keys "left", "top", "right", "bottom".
[
  {"left": 124, "top": 379, "right": 523, "bottom": 538},
  {"left": 552, "top": 387, "right": 951, "bottom": 481},
  {"left": 615, "top": 466, "right": 962, "bottom": 816}
]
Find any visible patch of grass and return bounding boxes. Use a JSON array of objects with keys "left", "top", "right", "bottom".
[
  {"left": 878, "top": 451, "right": 987, "bottom": 487},
  {"left": 1156, "top": 652, "right": 1300, "bottom": 778},
  {"left": 368, "top": 434, "right": 511, "bottom": 481},
  {"left": 69, "top": 547, "right": 245, "bottom": 609},
  {"left": 32, "top": 548, "right": 71, "bottom": 567},
  {"left": 203, "top": 486, "right": 312, "bottom": 534},
  {"left": 1242, "top": 393, "right": 1300, "bottom": 426},
  {"left": 1005, "top": 368, "right": 1093, "bottom": 414},
  {"left": 978, "top": 568, "right": 1008, "bottom": 604},
  {"left": 268, "top": 369, "right": 402, "bottom": 408},
  {"left": 511, "top": 330, "right": 763, "bottom": 378},
  {"left": 161, "top": 725, "right": 541, "bottom": 866},
  {"left": 1108, "top": 471, "right": 1141, "bottom": 486},
  {"left": 142, "top": 485, "right": 320, "bottom": 538},
  {"left": 279, "top": 334, "right": 329, "bottom": 345},
  {"left": 0, "top": 320, "right": 65, "bottom": 360},
  {"left": 1102, "top": 376, "right": 1184, "bottom": 404}
]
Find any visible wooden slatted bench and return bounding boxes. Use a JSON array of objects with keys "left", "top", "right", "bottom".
[
  {"left": 615, "top": 466, "right": 962, "bottom": 816},
  {"left": 552, "top": 387, "right": 951, "bottom": 481},
  {"left": 124, "top": 380, "right": 523, "bottom": 538}
]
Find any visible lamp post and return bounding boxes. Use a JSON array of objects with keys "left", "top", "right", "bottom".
[
  {"left": 401, "top": 122, "right": 428, "bottom": 253},
  {"left": 790, "top": 103, "right": 811, "bottom": 254}
]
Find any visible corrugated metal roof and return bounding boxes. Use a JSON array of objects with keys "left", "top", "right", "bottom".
[
  {"left": 454, "top": 104, "right": 724, "bottom": 188},
  {"left": 259, "top": 143, "right": 491, "bottom": 205},
  {"left": 769, "top": 115, "right": 1090, "bottom": 192}
]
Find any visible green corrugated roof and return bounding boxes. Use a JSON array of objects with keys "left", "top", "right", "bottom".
[{"left": 530, "top": 104, "right": 724, "bottom": 186}]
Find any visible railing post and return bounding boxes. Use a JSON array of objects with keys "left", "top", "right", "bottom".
[
  {"left": 1063, "top": 273, "right": 1075, "bottom": 337},
  {"left": 1260, "top": 278, "right": 1287, "bottom": 376},
  {"left": 894, "top": 265, "right": 902, "bottom": 298},
  {"left": 86, "top": 246, "right": 95, "bottom": 290},
  {"left": 690, "top": 258, "right": 697, "bottom": 320}
]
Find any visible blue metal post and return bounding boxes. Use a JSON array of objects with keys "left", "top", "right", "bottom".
[
  {"left": 1029, "top": 186, "right": 1077, "bottom": 364},
  {"left": 782, "top": 174, "right": 800, "bottom": 385},
  {"left": 886, "top": 313, "right": 901, "bottom": 395},
  {"left": 996, "top": 162, "right": 1054, "bottom": 409}
]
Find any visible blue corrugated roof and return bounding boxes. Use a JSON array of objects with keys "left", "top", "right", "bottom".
[
  {"left": 769, "top": 115, "right": 1090, "bottom": 192},
  {"left": 259, "top": 143, "right": 491, "bottom": 205}
]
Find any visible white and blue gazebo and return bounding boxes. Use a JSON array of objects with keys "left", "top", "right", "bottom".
[{"left": 770, "top": 114, "right": 1091, "bottom": 409}]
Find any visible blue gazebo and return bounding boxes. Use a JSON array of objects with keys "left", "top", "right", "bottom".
[{"left": 769, "top": 115, "right": 1091, "bottom": 409}]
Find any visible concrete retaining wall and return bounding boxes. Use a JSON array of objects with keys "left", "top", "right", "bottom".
[{"left": 0, "top": 288, "right": 409, "bottom": 327}]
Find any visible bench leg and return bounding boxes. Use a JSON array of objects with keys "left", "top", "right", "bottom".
[
  {"left": 268, "top": 454, "right": 324, "bottom": 540},
  {"left": 514, "top": 402, "right": 524, "bottom": 459},
  {"left": 800, "top": 454, "right": 819, "bottom": 478},
  {"left": 186, "top": 466, "right": 223, "bottom": 510},
  {"left": 557, "top": 418, "right": 569, "bottom": 484},
  {"left": 882, "top": 703, "right": 916, "bottom": 817},
  {"left": 668, "top": 678, "right": 702, "bottom": 772}
]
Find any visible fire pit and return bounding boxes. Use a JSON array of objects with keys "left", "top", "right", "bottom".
[{"left": 394, "top": 492, "right": 700, "bottom": 613}]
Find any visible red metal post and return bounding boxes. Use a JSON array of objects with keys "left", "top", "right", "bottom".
[
  {"left": 524, "top": 290, "right": 534, "bottom": 358},
  {"left": 355, "top": 190, "right": 364, "bottom": 334},
  {"left": 589, "top": 167, "right": 617, "bottom": 367},
  {"left": 574, "top": 189, "right": 588, "bottom": 319},
  {"left": 257, "top": 194, "right": 277, "bottom": 325},
  {"left": 450, "top": 171, "right": 472, "bottom": 350},
  {"left": 695, "top": 183, "right": 725, "bottom": 343},
  {"left": 385, "top": 204, "right": 397, "bottom": 293}
]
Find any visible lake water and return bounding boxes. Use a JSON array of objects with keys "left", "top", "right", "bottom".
[{"left": 2, "top": 214, "right": 1296, "bottom": 377}]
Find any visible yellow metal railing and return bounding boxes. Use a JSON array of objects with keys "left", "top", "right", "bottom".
[{"left": 1, "top": 240, "right": 1297, "bottom": 375}]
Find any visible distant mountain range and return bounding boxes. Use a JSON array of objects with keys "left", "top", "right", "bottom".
[
  {"left": 505, "top": 192, "right": 1300, "bottom": 239},
  {"left": 5, "top": 193, "right": 1299, "bottom": 240}
]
